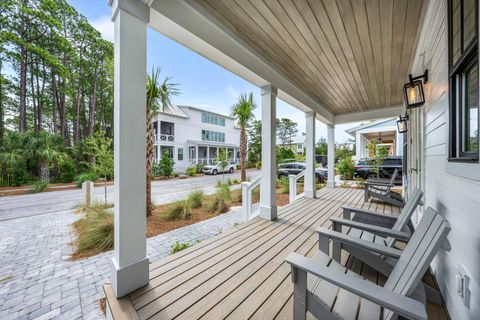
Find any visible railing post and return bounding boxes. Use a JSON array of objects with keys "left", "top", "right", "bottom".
[
  {"left": 241, "top": 181, "right": 250, "bottom": 221},
  {"left": 289, "top": 175, "right": 296, "bottom": 203}
]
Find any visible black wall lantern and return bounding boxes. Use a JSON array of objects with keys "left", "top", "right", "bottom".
[
  {"left": 397, "top": 114, "right": 409, "bottom": 133},
  {"left": 403, "top": 70, "right": 428, "bottom": 108}
]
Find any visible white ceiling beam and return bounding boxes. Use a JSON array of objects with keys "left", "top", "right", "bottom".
[
  {"left": 148, "top": 0, "right": 334, "bottom": 124},
  {"left": 334, "top": 105, "right": 405, "bottom": 124}
]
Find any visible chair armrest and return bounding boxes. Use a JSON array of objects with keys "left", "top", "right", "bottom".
[
  {"left": 365, "top": 181, "right": 392, "bottom": 187},
  {"left": 316, "top": 227, "right": 402, "bottom": 258},
  {"left": 286, "top": 253, "right": 427, "bottom": 320},
  {"left": 342, "top": 206, "right": 398, "bottom": 221},
  {"left": 330, "top": 218, "right": 411, "bottom": 241}
]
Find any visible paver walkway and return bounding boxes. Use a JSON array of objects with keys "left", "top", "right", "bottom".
[{"left": 0, "top": 207, "right": 246, "bottom": 319}]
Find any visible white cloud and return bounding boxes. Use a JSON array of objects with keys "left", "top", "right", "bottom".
[
  {"left": 227, "top": 84, "right": 240, "bottom": 100},
  {"left": 91, "top": 15, "right": 114, "bottom": 42}
]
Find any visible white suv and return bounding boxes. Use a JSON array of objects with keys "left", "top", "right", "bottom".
[{"left": 202, "top": 161, "right": 236, "bottom": 175}]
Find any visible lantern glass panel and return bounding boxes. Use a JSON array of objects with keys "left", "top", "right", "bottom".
[{"left": 404, "top": 80, "right": 425, "bottom": 107}]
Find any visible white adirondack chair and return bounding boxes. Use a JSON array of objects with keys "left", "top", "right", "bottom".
[
  {"left": 325, "top": 188, "right": 423, "bottom": 276},
  {"left": 286, "top": 207, "right": 450, "bottom": 320}
]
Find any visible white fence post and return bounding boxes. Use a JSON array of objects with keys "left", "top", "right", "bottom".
[
  {"left": 82, "top": 180, "right": 94, "bottom": 207},
  {"left": 242, "top": 181, "right": 250, "bottom": 221},
  {"left": 289, "top": 175, "right": 296, "bottom": 204}
]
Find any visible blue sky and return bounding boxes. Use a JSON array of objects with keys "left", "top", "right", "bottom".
[{"left": 69, "top": 0, "right": 359, "bottom": 142}]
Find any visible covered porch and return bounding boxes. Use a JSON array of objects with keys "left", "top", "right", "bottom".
[
  {"left": 108, "top": 0, "right": 476, "bottom": 319},
  {"left": 104, "top": 187, "right": 448, "bottom": 319}
]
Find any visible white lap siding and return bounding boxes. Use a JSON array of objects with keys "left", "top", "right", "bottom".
[{"left": 408, "top": 1, "right": 480, "bottom": 319}]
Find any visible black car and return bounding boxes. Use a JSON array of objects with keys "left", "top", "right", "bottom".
[
  {"left": 277, "top": 162, "right": 327, "bottom": 183},
  {"left": 354, "top": 156, "right": 403, "bottom": 183}
]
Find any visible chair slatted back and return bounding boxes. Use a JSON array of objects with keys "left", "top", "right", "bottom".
[
  {"left": 388, "top": 168, "right": 399, "bottom": 186},
  {"left": 386, "top": 188, "right": 423, "bottom": 247},
  {"left": 383, "top": 208, "right": 451, "bottom": 320}
]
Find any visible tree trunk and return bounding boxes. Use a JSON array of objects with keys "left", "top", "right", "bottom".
[
  {"left": 18, "top": 47, "right": 27, "bottom": 132},
  {"left": 240, "top": 127, "right": 247, "bottom": 182},
  {"left": 30, "top": 56, "right": 38, "bottom": 133},
  {"left": 58, "top": 78, "right": 67, "bottom": 141},
  {"left": 74, "top": 89, "right": 82, "bottom": 142},
  {"left": 146, "top": 108, "right": 154, "bottom": 217},
  {"left": 87, "top": 68, "right": 98, "bottom": 137},
  {"left": 0, "top": 58, "right": 4, "bottom": 143},
  {"left": 39, "top": 160, "right": 49, "bottom": 182},
  {"left": 51, "top": 71, "right": 57, "bottom": 135}
]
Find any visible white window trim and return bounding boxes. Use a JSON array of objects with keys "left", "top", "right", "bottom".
[{"left": 445, "top": 161, "right": 480, "bottom": 181}]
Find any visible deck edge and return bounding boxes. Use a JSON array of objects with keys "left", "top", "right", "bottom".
[{"left": 103, "top": 283, "right": 140, "bottom": 320}]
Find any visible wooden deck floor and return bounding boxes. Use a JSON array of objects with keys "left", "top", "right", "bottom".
[{"left": 106, "top": 187, "right": 449, "bottom": 320}]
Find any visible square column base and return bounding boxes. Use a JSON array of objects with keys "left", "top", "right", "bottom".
[
  {"left": 111, "top": 256, "right": 149, "bottom": 298},
  {"left": 304, "top": 189, "right": 316, "bottom": 198},
  {"left": 327, "top": 181, "right": 335, "bottom": 188},
  {"left": 259, "top": 205, "right": 277, "bottom": 220}
]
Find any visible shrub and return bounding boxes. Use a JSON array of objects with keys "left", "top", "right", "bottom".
[
  {"left": 170, "top": 241, "right": 191, "bottom": 254},
  {"left": 165, "top": 199, "right": 192, "bottom": 220},
  {"left": 277, "top": 177, "right": 290, "bottom": 194},
  {"left": 336, "top": 158, "right": 355, "bottom": 180},
  {"left": 58, "top": 157, "right": 77, "bottom": 183},
  {"left": 209, "top": 184, "right": 231, "bottom": 214},
  {"left": 195, "top": 163, "right": 204, "bottom": 174},
  {"left": 187, "top": 190, "right": 204, "bottom": 209},
  {"left": 75, "top": 171, "right": 98, "bottom": 188},
  {"left": 255, "top": 161, "right": 262, "bottom": 169},
  {"left": 155, "top": 154, "right": 174, "bottom": 177},
  {"left": 232, "top": 178, "right": 240, "bottom": 184},
  {"left": 29, "top": 179, "right": 49, "bottom": 193},
  {"left": 277, "top": 147, "right": 295, "bottom": 163},
  {"left": 186, "top": 166, "right": 196, "bottom": 177},
  {"left": 72, "top": 204, "right": 114, "bottom": 256}
]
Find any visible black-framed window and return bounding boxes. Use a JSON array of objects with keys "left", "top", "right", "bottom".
[{"left": 448, "top": 0, "right": 479, "bottom": 161}]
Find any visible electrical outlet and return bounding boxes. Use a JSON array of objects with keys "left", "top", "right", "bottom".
[{"left": 456, "top": 265, "right": 470, "bottom": 308}]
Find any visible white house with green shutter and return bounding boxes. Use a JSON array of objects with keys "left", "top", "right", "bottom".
[{"left": 154, "top": 104, "right": 241, "bottom": 171}]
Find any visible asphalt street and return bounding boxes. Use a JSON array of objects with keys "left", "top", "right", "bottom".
[{"left": 0, "top": 169, "right": 261, "bottom": 221}]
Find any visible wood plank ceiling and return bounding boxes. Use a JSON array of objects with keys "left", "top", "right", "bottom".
[{"left": 193, "top": 0, "right": 426, "bottom": 115}]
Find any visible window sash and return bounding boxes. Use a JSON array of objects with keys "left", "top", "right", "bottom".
[{"left": 448, "top": 0, "right": 479, "bottom": 162}]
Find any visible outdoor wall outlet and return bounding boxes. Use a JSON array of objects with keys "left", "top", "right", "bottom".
[{"left": 456, "top": 265, "right": 470, "bottom": 308}]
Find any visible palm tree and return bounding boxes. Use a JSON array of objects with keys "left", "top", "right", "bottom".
[
  {"left": 232, "top": 93, "right": 256, "bottom": 182},
  {"left": 24, "top": 131, "right": 66, "bottom": 182},
  {"left": 145, "top": 68, "right": 180, "bottom": 216}
]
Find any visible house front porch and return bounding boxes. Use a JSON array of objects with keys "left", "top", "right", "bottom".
[{"left": 104, "top": 187, "right": 448, "bottom": 320}]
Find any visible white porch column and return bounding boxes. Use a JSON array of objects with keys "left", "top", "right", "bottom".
[
  {"left": 195, "top": 145, "right": 199, "bottom": 163},
  {"left": 207, "top": 146, "right": 210, "bottom": 163},
  {"left": 260, "top": 85, "right": 277, "bottom": 220},
  {"left": 110, "top": 0, "right": 149, "bottom": 298},
  {"left": 304, "top": 111, "right": 316, "bottom": 198},
  {"left": 327, "top": 124, "right": 335, "bottom": 188}
]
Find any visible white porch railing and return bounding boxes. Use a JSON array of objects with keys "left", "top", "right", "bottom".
[
  {"left": 241, "top": 175, "right": 261, "bottom": 221},
  {"left": 289, "top": 171, "right": 305, "bottom": 203},
  {"left": 155, "top": 134, "right": 174, "bottom": 142}
]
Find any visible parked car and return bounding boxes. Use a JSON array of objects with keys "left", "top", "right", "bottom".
[
  {"left": 277, "top": 162, "right": 327, "bottom": 183},
  {"left": 202, "top": 161, "right": 236, "bottom": 175},
  {"left": 354, "top": 156, "right": 403, "bottom": 183}
]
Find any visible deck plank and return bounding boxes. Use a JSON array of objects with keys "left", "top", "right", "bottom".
[
  {"left": 112, "top": 187, "right": 447, "bottom": 320},
  {"left": 141, "top": 189, "right": 353, "bottom": 319}
]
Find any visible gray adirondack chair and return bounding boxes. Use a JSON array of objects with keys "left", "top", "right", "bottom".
[
  {"left": 286, "top": 207, "right": 450, "bottom": 320},
  {"left": 364, "top": 168, "right": 404, "bottom": 207},
  {"left": 366, "top": 168, "right": 399, "bottom": 185},
  {"left": 326, "top": 188, "right": 423, "bottom": 276}
]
